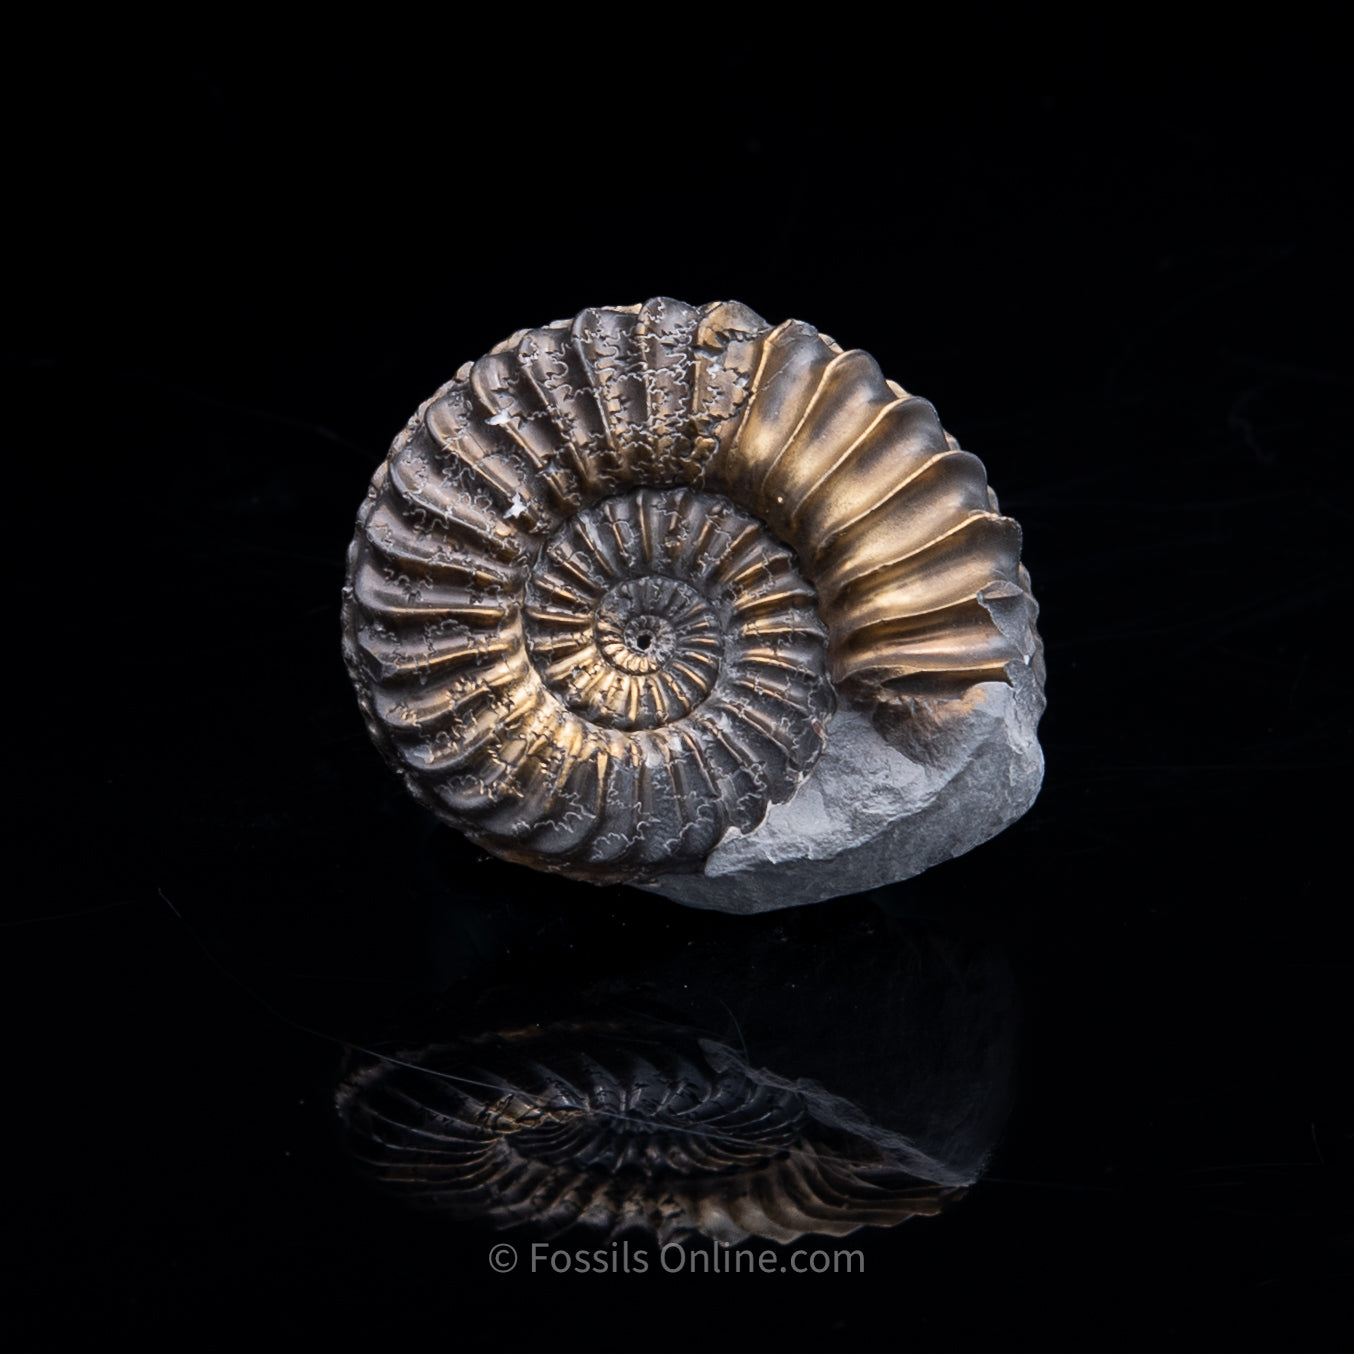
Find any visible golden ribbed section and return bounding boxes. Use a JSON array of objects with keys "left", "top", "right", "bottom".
[{"left": 342, "top": 299, "right": 1041, "bottom": 882}]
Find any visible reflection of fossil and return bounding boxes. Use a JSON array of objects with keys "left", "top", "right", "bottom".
[
  {"left": 337, "top": 1023, "right": 971, "bottom": 1246},
  {"left": 342, "top": 298, "right": 1043, "bottom": 890}
]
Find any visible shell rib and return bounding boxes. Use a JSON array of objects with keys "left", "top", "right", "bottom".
[{"left": 342, "top": 298, "right": 1040, "bottom": 884}]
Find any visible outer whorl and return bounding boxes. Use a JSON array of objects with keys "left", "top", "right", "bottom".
[{"left": 342, "top": 299, "right": 1044, "bottom": 901}]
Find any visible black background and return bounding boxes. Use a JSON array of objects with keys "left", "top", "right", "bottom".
[{"left": 6, "top": 14, "right": 1349, "bottom": 1343}]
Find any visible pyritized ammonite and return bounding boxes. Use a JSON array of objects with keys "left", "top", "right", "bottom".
[{"left": 342, "top": 299, "right": 1045, "bottom": 895}]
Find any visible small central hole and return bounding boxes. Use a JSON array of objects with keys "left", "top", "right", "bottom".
[{"left": 636, "top": 632, "right": 653, "bottom": 650}]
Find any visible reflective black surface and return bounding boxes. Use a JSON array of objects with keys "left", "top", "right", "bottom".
[
  {"left": 334, "top": 902, "right": 1014, "bottom": 1244},
  {"left": 7, "top": 19, "right": 1348, "bottom": 1342}
]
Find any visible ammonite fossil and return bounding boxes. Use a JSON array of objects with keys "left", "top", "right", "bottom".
[{"left": 342, "top": 299, "right": 1045, "bottom": 910}]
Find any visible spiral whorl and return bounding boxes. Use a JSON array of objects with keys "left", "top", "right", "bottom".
[{"left": 342, "top": 298, "right": 1040, "bottom": 886}]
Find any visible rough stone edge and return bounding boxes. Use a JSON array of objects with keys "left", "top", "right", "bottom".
[{"left": 639, "top": 665, "right": 1045, "bottom": 914}]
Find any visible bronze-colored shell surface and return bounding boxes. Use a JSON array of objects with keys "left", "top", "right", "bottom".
[{"left": 342, "top": 299, "right": 1042, "bottom": 885}]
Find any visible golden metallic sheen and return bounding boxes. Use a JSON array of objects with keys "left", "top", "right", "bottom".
[{"left": 342, "top": 299, "right": 1039, "bottom": 883}]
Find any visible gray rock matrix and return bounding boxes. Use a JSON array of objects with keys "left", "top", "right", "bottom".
[{"left": 645, "top": 653, "right": 1045, "bottom": 914}]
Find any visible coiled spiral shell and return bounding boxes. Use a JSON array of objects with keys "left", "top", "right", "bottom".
[{"left": 342, "top": 299, "right": 1040, "bottom": 885}]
